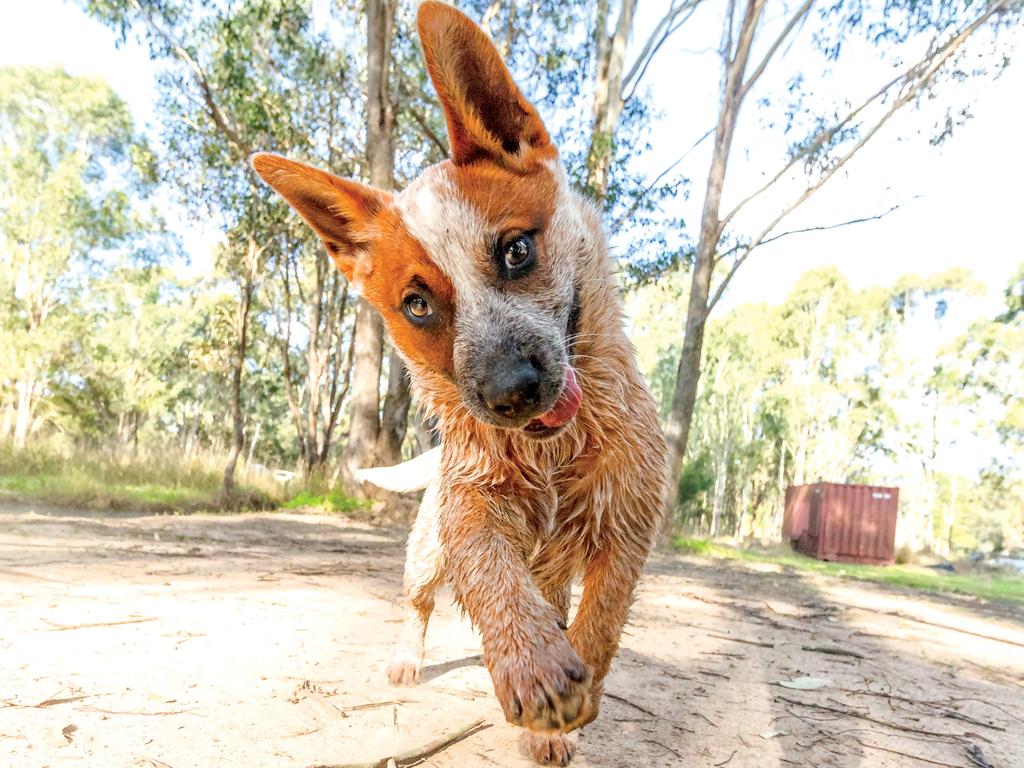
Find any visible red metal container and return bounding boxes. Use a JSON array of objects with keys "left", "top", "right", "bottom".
[{"left": 785, "top": 482, "right": 899, "bottom": 565}]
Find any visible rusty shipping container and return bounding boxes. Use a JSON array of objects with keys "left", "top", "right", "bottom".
[{"left": 784, "top": 482, "right": 899, "bottom": 565}]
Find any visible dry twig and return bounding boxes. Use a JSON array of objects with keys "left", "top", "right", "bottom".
[
  {"left": 802, "top": 645, "right": 868, "bottom": 660},
  {"left": 43, "top": 617, "right": 158, "bottom": 631},
  {"left": 604, "top": 692, "right": 659, "bottom": 718},
  {"left": 708, "top": 633, "right": 774, "bottom": 648},
  {"left": 854, "top": 739, "right": 969, "bottom": 767},
  {"left": 776, "top": 696, "right": 968, "bottom": 740},
  {"left": 714, "top": 749, "right": 737, "bottom": 766},
  {"left": 645, "top": 739, "right": 685, "bottom": 760},
  {"left": 308, "top": 718, "right": 489, "bottom": 768}
]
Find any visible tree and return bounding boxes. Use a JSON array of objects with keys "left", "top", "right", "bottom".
[
  {"left": 346, "top": 0, "right": 399, "bottom": 478},
  {"left": 0, "top": 66, "right": 154, "bottom": 449},
  {"left": 660, "top": 0, "right": 1022, "bottom": 518},
  {"left": 81, "top": 0, "right": 371, "bottom": 489}
]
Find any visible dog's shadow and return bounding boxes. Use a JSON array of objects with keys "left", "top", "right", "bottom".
[{"left": 420, "top": 653, "right": 483, "bottom": 682}]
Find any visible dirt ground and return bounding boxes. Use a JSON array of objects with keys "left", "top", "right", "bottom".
[{"left": 2, "top": 504, "right": 1022, "bottom": 768}]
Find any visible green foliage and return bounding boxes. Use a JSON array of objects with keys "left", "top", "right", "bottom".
[
  {"left": 631, "top": 264, "right": 1008, "bottom": 549},
  {"left": 0, "top": 66, "right": 160, "bottom": 447}
]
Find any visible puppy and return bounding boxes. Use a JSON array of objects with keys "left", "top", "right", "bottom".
[{"left": 253, "top": 3, "right": 666, "bottom": 764}]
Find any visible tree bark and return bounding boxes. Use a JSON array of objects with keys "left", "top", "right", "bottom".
[
  {"left": 585, "top": 0, "right": 638, "bottom": 201},
  {"left": 12, "top": 376, "right": 36, "bottom": 450},
  {"left": 661, "top": 0, "right": 766, "bottom": 523},
  {"left": 345, "top": 298, "right": 384, "bottom": 475},
  {"left": 346, "top": 0, "right": 406, "bottom": 478},
  {"left": 223, "top": 238, "right": 259, "bottom": 496},
  {"left": 375, "top": 349, "right": 412, "bottom": 466}
]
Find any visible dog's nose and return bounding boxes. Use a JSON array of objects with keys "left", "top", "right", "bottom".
[{"left": 481, "top": 357, "right": 542, "bottom": 418}]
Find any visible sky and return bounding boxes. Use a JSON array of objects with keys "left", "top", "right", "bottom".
[{"left": 2, "top": 0, "right": 1019, "bottom": 311}]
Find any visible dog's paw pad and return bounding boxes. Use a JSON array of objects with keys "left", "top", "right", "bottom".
[
  {"left": 519, "top": 731, "right": 576, "bottom": 766},
  {"left": 386, "top": 653, "right": 421, "bottom": 686}
]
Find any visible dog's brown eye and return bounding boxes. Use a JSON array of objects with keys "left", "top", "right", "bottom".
[
  {"left": 502, "top": 234, "right": 535, "bottom": 275},
  {"left": 403, "top": 293, "right": 433, "bottom": 322}
]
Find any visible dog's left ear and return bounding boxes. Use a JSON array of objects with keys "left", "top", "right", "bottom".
[{"left": 417, "top": 1, "right": 553, "bottom": 169}]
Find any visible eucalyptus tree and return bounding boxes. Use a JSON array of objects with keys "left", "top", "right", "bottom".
[{"left": 0, "top": 66, "right": 156, "bottom": 449}]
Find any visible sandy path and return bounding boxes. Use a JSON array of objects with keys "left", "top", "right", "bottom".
[{"left": 1, "top": 505, "right": 1022, "bottom": 768}]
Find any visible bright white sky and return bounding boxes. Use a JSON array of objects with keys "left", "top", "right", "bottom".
[{"left": 1, "top": 0, "right": 1020, "bottom": 474}]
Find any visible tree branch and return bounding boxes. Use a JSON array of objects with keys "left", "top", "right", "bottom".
[
  {"left": 405, "top": 105, "right": 448, "bottom": 157},
  {"left": 610, "top": 125, "right": 714, "bottom": 231},
  {"left": 127, "top": 0, "right": 252, "bottom": 160},
  {"left": 740, "top": 0, "right": 815, "bottom": 98},
  {"left": 707, "top": 200, "right": 909, "bottom": 313},
  {"left": 623, "top": 0, "right": 704, "bottom": 96},
  {"left": 719, "top": 0, "right": 1006, "bottom": 234}
]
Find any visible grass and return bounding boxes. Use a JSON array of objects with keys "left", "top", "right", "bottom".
[
  {"left": 673, "top": 537, "right": 1024, "bottom": 604},
  {"left": 0, "top": 445, "right": 279, "bottom": 514},
  {"left": 282, "top": 488, "right": 370, "bottom": 516}
]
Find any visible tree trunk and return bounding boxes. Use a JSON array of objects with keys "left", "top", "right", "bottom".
[
  {"left": 346, "top": 299, "right": 385, "bottom": 475},
  {"left": 585, "top": 0, "right": 637, "bottom": 201},
  {"left": 246, "top": 420, "right": 262, "bottom": 477},
  {"left": 774, "top": 437, "right": 787, "bottom": 530},
  {"left": 223, "top": 239, "right": 258, "bottom": 496},
  {"left": 661, "top": 0, "right": 766, "bottom": 523},
  {"left": 376, "top": 349, "right": 412, "bottom": 466},
  {"left": 13, "top": 377, "right": 36, "bottom": 451},
  {"left": 345, "top": 0, "right": 401, "bottom": 479},
  {"left": 413, "top": 407, "right": 440, "bottom": 455},
  {"left": 0, "top": 401, "right": 13, "bottom": 442}
]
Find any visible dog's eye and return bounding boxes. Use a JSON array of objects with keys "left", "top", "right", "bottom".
[
  {"left": 403, "top": 293, "right": 433, "bottom": 322},
  {"left": 502, "top": 234, "right": 535, "bottom": 275}
]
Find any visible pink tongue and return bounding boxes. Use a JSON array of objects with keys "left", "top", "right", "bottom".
[{"left": 536, "top": 367, "right": 583, "bottom": 428}]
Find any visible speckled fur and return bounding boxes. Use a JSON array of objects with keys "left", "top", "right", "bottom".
[{"left": 252, "top": 3, "right": 667, "bottom": 763}]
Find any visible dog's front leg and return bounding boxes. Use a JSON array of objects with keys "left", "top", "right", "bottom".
[
  {"left": 567, "top": 533, "right": 654, "bottom": 725},
  {"left": 440, "top": 484, "right": 593, "bottom": 733}
]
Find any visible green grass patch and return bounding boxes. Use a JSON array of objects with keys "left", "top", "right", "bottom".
[
  {"left": 282, "top": 488, "right": 369, "bottom": 516},
  {"left": 0, "top": 446, "right": 278, "bottom": 514},
  {"left": 673, "top": 537, "right": 1024, "bottom": 604},
  {"left": 674, "top": 537, "right": 712, "bottom": 555}
]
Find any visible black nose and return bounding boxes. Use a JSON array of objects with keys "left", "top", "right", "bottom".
[{"left": 481, "top": 357, "right": 542, "bottom": 418}]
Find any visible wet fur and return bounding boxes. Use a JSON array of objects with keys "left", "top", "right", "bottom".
[{"left": 253, "top": 3, "right": 666, "bottom": 762}]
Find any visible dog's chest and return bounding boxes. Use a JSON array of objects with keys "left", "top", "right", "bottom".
[{"left": 527, "top": 458, "right": 611, "bottom": 546}]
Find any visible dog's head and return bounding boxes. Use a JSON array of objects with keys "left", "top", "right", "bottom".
[{"left": 253, "top": 1, "right": 586, "bottom": 439}]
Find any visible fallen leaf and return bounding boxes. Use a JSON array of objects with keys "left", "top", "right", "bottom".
[
  {"left": 62, "top": 724, "right": 78, "bottom": 743},
  {"left": 759, "top": 729, "right": 789, "bottom": 739},
  {"left": 776, "top": 676, "right": 830, "bottom": 690}
]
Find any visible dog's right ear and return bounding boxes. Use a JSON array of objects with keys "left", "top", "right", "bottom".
[{"left": 251, "top": 153, "right": 389, "bottom": 281}]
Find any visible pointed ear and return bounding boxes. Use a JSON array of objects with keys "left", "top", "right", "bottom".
[
  {"left": 417, "top": 1, "right": 552, "bottom": 169},
  {"left": 251, "top": 153, "right": 389, "bottom": 280}
]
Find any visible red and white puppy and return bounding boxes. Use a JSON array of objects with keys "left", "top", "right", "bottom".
[{"left": 253, "top": 3, "right": 666, "bottom": 764}]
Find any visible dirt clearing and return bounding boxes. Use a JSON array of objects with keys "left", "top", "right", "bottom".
[{"left": 2, "top": 504, "right": 1022, "bottom": 767}]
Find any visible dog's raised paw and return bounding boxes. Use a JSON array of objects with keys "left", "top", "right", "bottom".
[
  {"left": 519, "top": 731, "right": 576, "bottom": 766},
  {"left": 493, "top": 637, "right": 593, "bottom": 732},
  {"left": 385, "top": 652, "right": 421, "bottom": 686}
]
